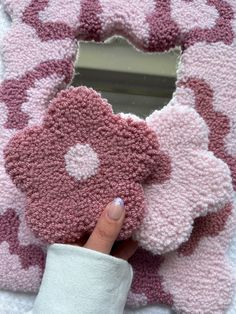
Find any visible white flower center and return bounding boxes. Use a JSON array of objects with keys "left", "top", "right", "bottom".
[{"left": 65, "top": 143, "right": 99, "bottom": 181}]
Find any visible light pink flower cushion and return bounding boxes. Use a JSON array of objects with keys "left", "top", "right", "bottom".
[{"left": 134, "top": 104, "right": 233, "bottom": 254}]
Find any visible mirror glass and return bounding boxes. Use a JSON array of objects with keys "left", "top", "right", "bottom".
[{"left": 72, "top": 38, "right": 179, "bottom": 118}]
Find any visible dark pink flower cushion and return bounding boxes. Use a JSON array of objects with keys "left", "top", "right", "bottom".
[{"left": 4, "top": 86, "right": 170, "bottom": 244}]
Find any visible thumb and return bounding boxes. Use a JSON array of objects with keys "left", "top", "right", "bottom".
[{"left": 84, "top": 198, "right": 125, "bottom": 254}]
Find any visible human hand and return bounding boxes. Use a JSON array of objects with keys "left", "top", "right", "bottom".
[{"left": 77, "top": 198, "right": 138, "bottom": 260}]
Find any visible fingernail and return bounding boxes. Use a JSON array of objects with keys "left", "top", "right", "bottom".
[{"left": 107, "top": 198, "right": 125, "bottom": 220}]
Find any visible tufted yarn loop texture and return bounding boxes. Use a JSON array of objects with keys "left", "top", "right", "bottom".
[
  {"left": 133, "top": 104, "right": 233, "bottom": 254},
  {"left": 64, "top": 143, "right": 100, "bottom": 181},
  {"left": 0, "top": 1, "right": 236, "bottom": 313},
  {"left": 4, "top": 86, "right": 171, "bottom": 244}
]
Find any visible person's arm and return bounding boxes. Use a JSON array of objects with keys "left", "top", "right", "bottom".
[{"left": 28, "top": 198, "right": 137, "bottom": 314}]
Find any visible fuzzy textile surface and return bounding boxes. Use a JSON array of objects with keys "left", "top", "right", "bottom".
[
  {"left": 5, "top": 88, "right": 232, "bottom": 255},
  {"left": 128, "top": 106, "right": 235, "bottom": 313},
  {"left": 5, "top": 86, "right": 171, "bottom": 245},
  {"left": 0, "top": 1, "right": 10, "bottom": 82},
  {"left": 0, "top": 1, "right": 236, "bottom": 314},
  {"left": 133, "top": 104, "right": 233, "bottom": 254}
]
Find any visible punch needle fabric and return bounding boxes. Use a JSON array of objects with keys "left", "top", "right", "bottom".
[
  {"left": 0, "top": 1, "right": 236, "bottom": 313},
  {"left": 4, "top": 86, "right": 170, "bottom": 244},
  {"left": 133, "top": 103, "right": 233, "bottom": 255},
  {"left": 5, "top": 89, "right": 233, "bottom": 256}
]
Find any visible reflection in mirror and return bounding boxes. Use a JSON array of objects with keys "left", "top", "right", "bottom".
[{"left": 72, "top": 38, "right": 179, "bottom": 118}]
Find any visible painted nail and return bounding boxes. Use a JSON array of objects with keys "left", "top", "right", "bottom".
[{"left": 107, "top": 197, "right": 125, "bottom": 220}]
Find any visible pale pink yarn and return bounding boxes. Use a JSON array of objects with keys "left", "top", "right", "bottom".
[{"left": 134, "top": 104, "right": 233, "bottom": 254}]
